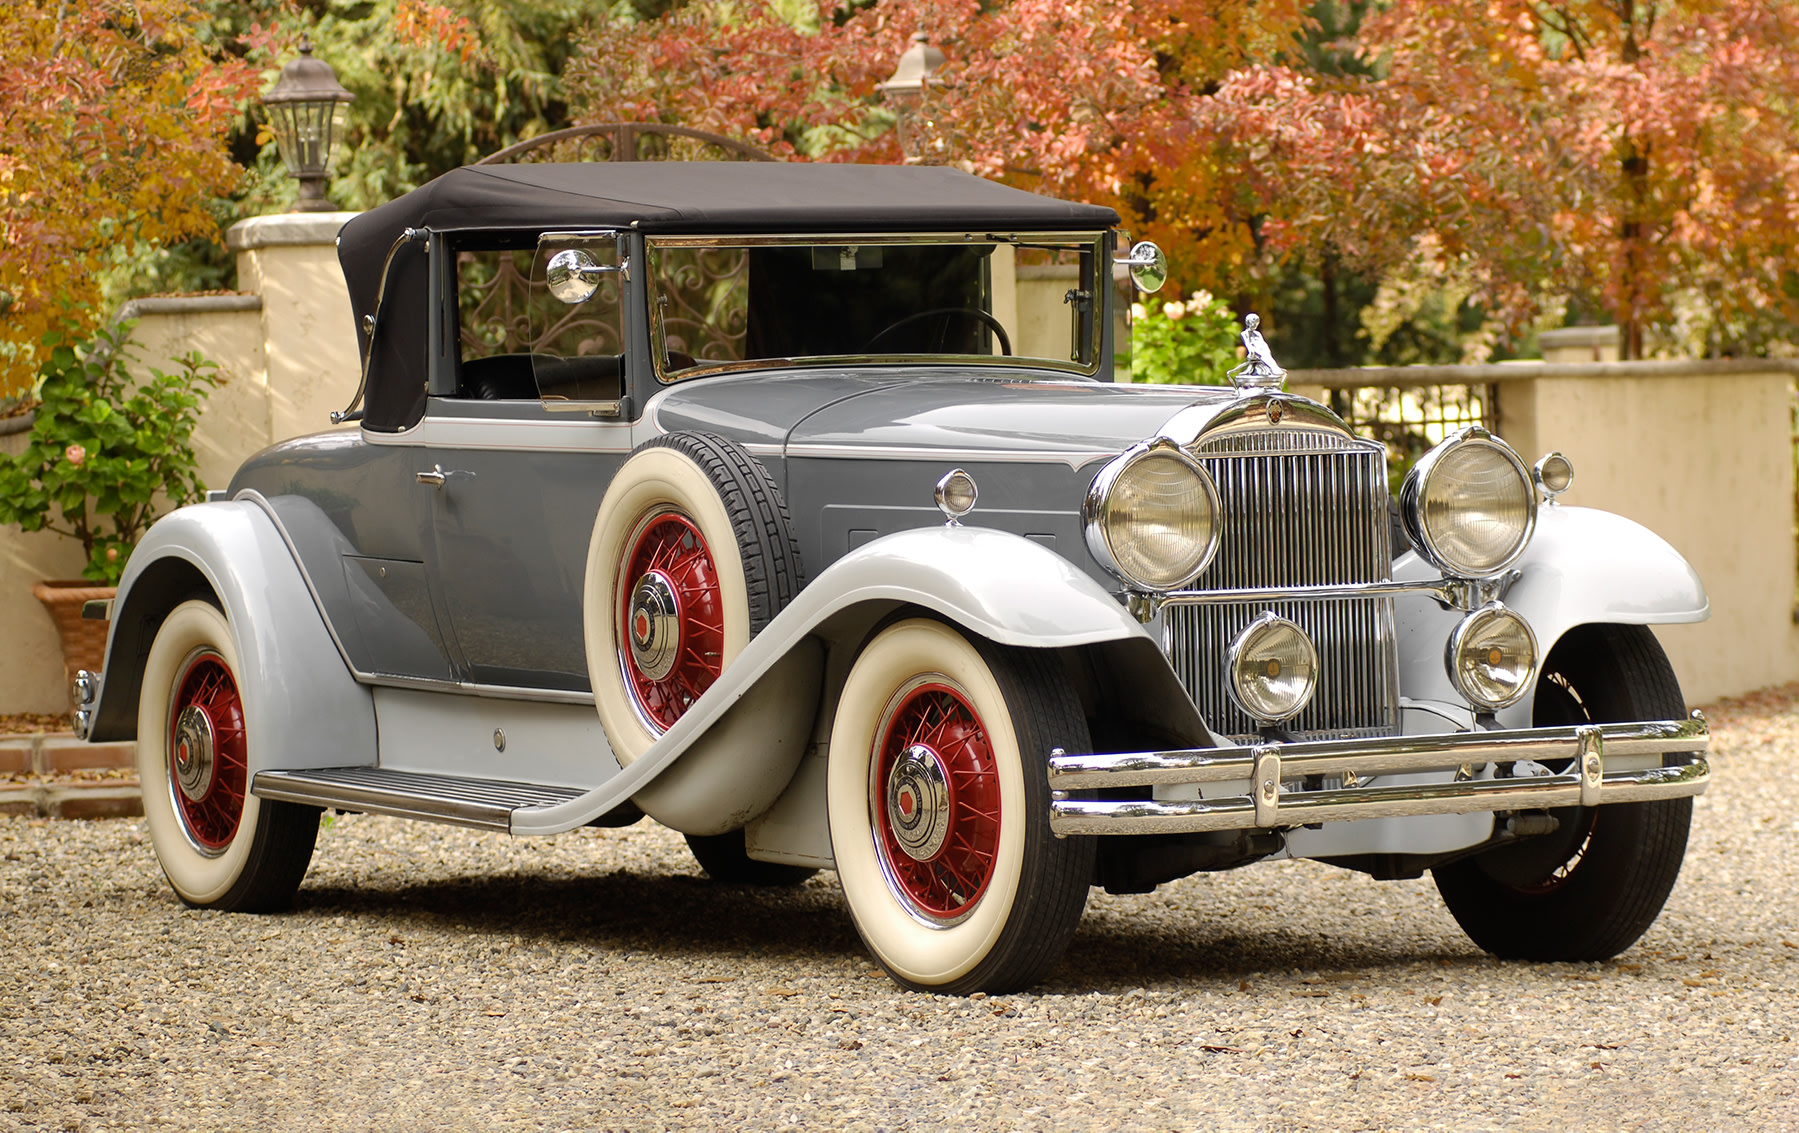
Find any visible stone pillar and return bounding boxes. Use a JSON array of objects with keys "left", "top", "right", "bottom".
[{"left": 227, "top": 212, "right": 363, "bottom": 442}]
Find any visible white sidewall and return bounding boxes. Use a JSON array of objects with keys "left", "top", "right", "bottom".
[
  {"left": 586, "top": 446, "right": 753, "bottom": 764},
  {"left": 827, "top": 619, "right": 1027, "bottom": 987},
  {"left": 136, "top": 600, "right": 265, "bottom": 906}
]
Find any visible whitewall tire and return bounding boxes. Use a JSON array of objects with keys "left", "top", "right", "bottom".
[
  {"left": 137, "top": 600, "right": 319, "bottom": 911},
  {"left": 827, "top": 618, "right": 1093, "bottom": 994}
]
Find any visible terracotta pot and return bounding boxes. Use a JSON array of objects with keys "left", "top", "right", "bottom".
[{"left": 32, "top": 580, "right": 116, "bottom": 696}]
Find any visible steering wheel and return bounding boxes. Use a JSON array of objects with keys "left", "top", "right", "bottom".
[{"left": 864, "top": 308, "right": 1012, "bottom": 356}]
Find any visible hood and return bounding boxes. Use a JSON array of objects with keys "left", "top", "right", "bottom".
[{"left": 647, "top": 368, "right": 1246, "bottom": 462}]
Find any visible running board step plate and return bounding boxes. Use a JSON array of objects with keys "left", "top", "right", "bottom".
[{"left": 253, "top": 768, "right": 584, "bottom": 832}]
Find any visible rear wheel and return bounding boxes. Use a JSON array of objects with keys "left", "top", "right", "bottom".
[
  {"left": 827, "top": 619, "right": 1093, "bottom": 994},
  {"left": 684, "top": 829, "right": 817, "bottom": 887},
  {"left": 137, "top": 601, "right": 320, "bottom": 911},
  {"left": 1433, "top": 623, "right": 1694, "bottom": 961}
]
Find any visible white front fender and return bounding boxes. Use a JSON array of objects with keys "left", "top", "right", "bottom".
[
  {"left": 1395, "top": 505, "right": 1708, "bottom": 725},
  {"left": 515, "top": 525, "right": 1155, "bottom": 835}
]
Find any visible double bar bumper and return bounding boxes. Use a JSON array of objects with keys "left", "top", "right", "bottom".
[{"left": 1047, "top": 714, "right": 1710, "bottom": 836}]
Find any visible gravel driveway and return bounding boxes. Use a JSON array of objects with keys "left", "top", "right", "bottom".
[{"left": 3, "top": 686, "right": 1796, "bottom": 1132}]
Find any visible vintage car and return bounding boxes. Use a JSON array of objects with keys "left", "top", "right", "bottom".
[{"left": 76, "top": 162, "right": 1711, "bottom": 994}]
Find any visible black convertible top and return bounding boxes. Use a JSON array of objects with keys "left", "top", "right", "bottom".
[{"left": 337, "top": 162, "right": 1118, "bottom": 431}]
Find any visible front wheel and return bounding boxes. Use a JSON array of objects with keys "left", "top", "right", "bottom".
[
  {"left": 827, "top": 619, "right": 1093, "bottom": 994},
  {"left": 137, "top": 601, "right": 320, "bottom": 911},
  {"left": 1433, "top": 623, "right": 1694, "bottom": 961}
]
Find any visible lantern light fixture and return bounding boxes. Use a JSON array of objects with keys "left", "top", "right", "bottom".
[{"left": 260, "top": 38, "right": 355, "bottom": 213}]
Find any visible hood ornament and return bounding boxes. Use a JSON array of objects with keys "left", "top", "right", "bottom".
[{"left": 1229, "top": 313, "right": 1286, "bottom": 392}]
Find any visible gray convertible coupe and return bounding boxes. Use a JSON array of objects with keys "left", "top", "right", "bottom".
[{"left": 77, "top": 162, "right": 1711, "bottom": 993}]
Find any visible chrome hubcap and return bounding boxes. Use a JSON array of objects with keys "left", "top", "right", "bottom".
[
  {"left": 172, "top": 704, "right": 216, "bottom": 803},
  {"left": 627, "top": 571, "right": 682, "bottom": 681},
  {"left": 885, "top": 743, "right": 952, "bottom": 861}
]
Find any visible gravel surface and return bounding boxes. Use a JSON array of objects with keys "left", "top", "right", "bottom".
[{"left": 3, "top": 687, "right": 1796, "bottom": 1132}]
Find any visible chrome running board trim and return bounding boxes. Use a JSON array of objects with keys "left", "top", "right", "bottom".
[
  {"left": 1047, "top": 714, "right": 1710, "bottom": 836},
  {"left": 253, "top": 768, "right": 585, "bottom": 832}
]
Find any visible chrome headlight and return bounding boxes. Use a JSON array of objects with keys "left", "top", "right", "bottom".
[
  {"left": 1226, "top": 613, "right": 1319, "bottom": 724},
  {"left": 1446, "top": 602, "right": 1538, "bottom": 710},
  {"left": 1083, "top": 442, "right": 1221, "bottom": 591},
  {"left": 1399, "top": 427, "right": 1537, "bottom": 577}
]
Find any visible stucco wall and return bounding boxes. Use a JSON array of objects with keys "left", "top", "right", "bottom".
[
  {"left": 1296, "top": 358, "right": 1799, "bottom": 706},
  {"left": 0, "top": 213, "right": 361, "bottom": 714}
]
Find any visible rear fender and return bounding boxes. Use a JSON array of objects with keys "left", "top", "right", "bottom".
[
  {"left": 88, "top": 499, "right": 376, "bottom": 774},
  {"left": 1394, "top": 505, "right": 1707, "bottom": 726}
]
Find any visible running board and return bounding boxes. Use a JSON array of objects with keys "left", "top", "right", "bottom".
[{"left": 253, "top": 768, "right": 586, "bottom": 832}]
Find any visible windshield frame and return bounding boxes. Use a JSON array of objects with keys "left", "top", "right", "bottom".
[{"left": 645, "top": 230, "right": 1110, "bottom": 384}]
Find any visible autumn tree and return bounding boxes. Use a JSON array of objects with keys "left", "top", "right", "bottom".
[
  {"left": 0, "top": 0, "right": 260, "bottom": 399},
  {"left": 1233, "top": 0, "right": 1799, "bottom": 358},
  {"left": 565, "top": 0, "right": 1312, "bottom": 300}
]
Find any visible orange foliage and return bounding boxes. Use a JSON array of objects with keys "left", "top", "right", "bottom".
[{"left": 0, "top": 0, "right": 260, "bottom": 397}]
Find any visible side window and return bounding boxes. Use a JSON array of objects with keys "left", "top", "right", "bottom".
[{"left": 451, "top": 238, "right": 626, "bottom": 405}]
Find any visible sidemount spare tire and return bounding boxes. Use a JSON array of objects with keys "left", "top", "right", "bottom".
[{"left": 585, "top": 432, "right": 806, "bottom": 832}]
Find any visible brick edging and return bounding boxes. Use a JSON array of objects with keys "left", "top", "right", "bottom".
[{"left": 0, "top": 733, "right": 136, "bottom": 775}]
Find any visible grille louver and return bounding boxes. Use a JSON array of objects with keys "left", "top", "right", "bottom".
[{"left": 1165, "top": 428, "right": 1399, "bottom": 741}]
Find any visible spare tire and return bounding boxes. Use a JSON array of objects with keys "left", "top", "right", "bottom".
[{"left": 585, "top": 432, "right": 803, "bottom": 765}]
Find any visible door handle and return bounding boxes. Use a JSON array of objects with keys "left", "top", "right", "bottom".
[{"left": 416, "top": 465, "right": 447, "bottom": 487}]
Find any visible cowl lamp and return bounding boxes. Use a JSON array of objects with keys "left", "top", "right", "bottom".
[{"left": 260, "top": 39, "right": 355, "bottom": 212}]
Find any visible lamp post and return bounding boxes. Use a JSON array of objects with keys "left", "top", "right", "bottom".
[
  {"left": 260, "top": 39, "right": 355, "bottom": 212},
  {"left": 876, "top": 33, "right": 946, "bottom": 164}
]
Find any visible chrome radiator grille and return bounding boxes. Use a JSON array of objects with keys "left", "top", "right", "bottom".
[{"left": 1166, "top": 429, "right": 1399, "bottom": 741}]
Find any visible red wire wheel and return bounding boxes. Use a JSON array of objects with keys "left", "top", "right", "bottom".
[
  {"left": 871, "top": 681, "right": 1003, "bottom": 923},
  {"left": 167, "top": 650, "right": 248, "bottom": 854},
  {"left": 617, "top": 510, "right": 725, "bottom": 733}
]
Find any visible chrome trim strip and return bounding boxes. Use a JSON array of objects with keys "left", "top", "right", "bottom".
[
  {"left": 647, "top": 230, "right": 1109, "bottom": 248},
  {"left": 360, "top": 414, "right": 635, "bottom": 451},
  {"left": 253, "top": 768, "right": 584, "bottom": 832},
  {"left": 784, "top": 442, "right": 1116, "bottom": 470},
  {"left": 1046, "top": 714, "right": 1709, "bottom": 790},
  {"left": 358, "top": 673, "right": 597, "bottom": 706},
  {"left": 1046, "top": 714, "right": 1711, "bottom": 835},
  {"left": 1156, "top": 579, "right": 1459, "bottom": 606}
]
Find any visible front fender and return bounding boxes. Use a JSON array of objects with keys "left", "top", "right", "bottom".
[
  {"left": 88, "top": 500, "right": 376, "bottom": 775},
  {"left": 516, "top": 525, "right": 1160, "bottom": 835},
  {"left": 1394, "top": 505, "right": 1708, "bottom": 726}
]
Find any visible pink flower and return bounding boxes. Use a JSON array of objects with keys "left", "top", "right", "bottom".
[
  {"left": 105, "top": 547, "right": 118, "bottom": 562},
  {"left": 64, "top": 444, "right": 85, "bottom": 466}
]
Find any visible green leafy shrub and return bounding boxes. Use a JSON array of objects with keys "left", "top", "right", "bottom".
[
  {"left": 0, "top": 324, "right": 221, "bottom": 583},
  {"left": 1129, "top": 291, "right": 1240, "bottom": 386}
]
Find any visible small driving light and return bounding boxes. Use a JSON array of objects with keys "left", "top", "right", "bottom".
[
  {"left": 1447, "top": 603, "right": 1538, "bottom": 710},
  {"left": 934, "top": 468, "right": 978, "bottom": 525},
  {"left": 1226, "top": 613, "right": 1319, "bottom": 725}
]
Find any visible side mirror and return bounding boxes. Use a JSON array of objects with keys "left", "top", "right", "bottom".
[
  {"left": 1117, "top": 240, "right": 1167, "bottom": 294},
  {"left": 546, "top": 247, "right": 626, "bottom": 305}
]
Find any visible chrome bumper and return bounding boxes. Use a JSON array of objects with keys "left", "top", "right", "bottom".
[{"left": 1047, "top": 714, "right": 1710, "bottom": 836}]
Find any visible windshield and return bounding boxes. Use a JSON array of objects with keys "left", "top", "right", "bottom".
[{"left": 647, "top": 233, "right": 1106, "bottom": 381}]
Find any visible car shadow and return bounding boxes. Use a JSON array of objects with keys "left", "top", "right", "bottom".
[{"left": 287, "top": 868, "right": 1492, "bottom": 991}]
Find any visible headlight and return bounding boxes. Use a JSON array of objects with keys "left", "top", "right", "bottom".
[
  {"left": 1446, "top": 602, "right": 1538, "bottom": 710},
  {"left": 1083, "top": 442, "right": 1221, "bottom": 591},
  {"left": 1399, "top": 427, "right": 1537, "bottom": 577},
  {"left": 1226, "top": 613, "right": 1319, "bottom": 724}
]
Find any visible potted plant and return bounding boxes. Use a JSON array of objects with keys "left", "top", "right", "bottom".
[{"left": 0, "top": 323, "right": 221, "bottom": 689}]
